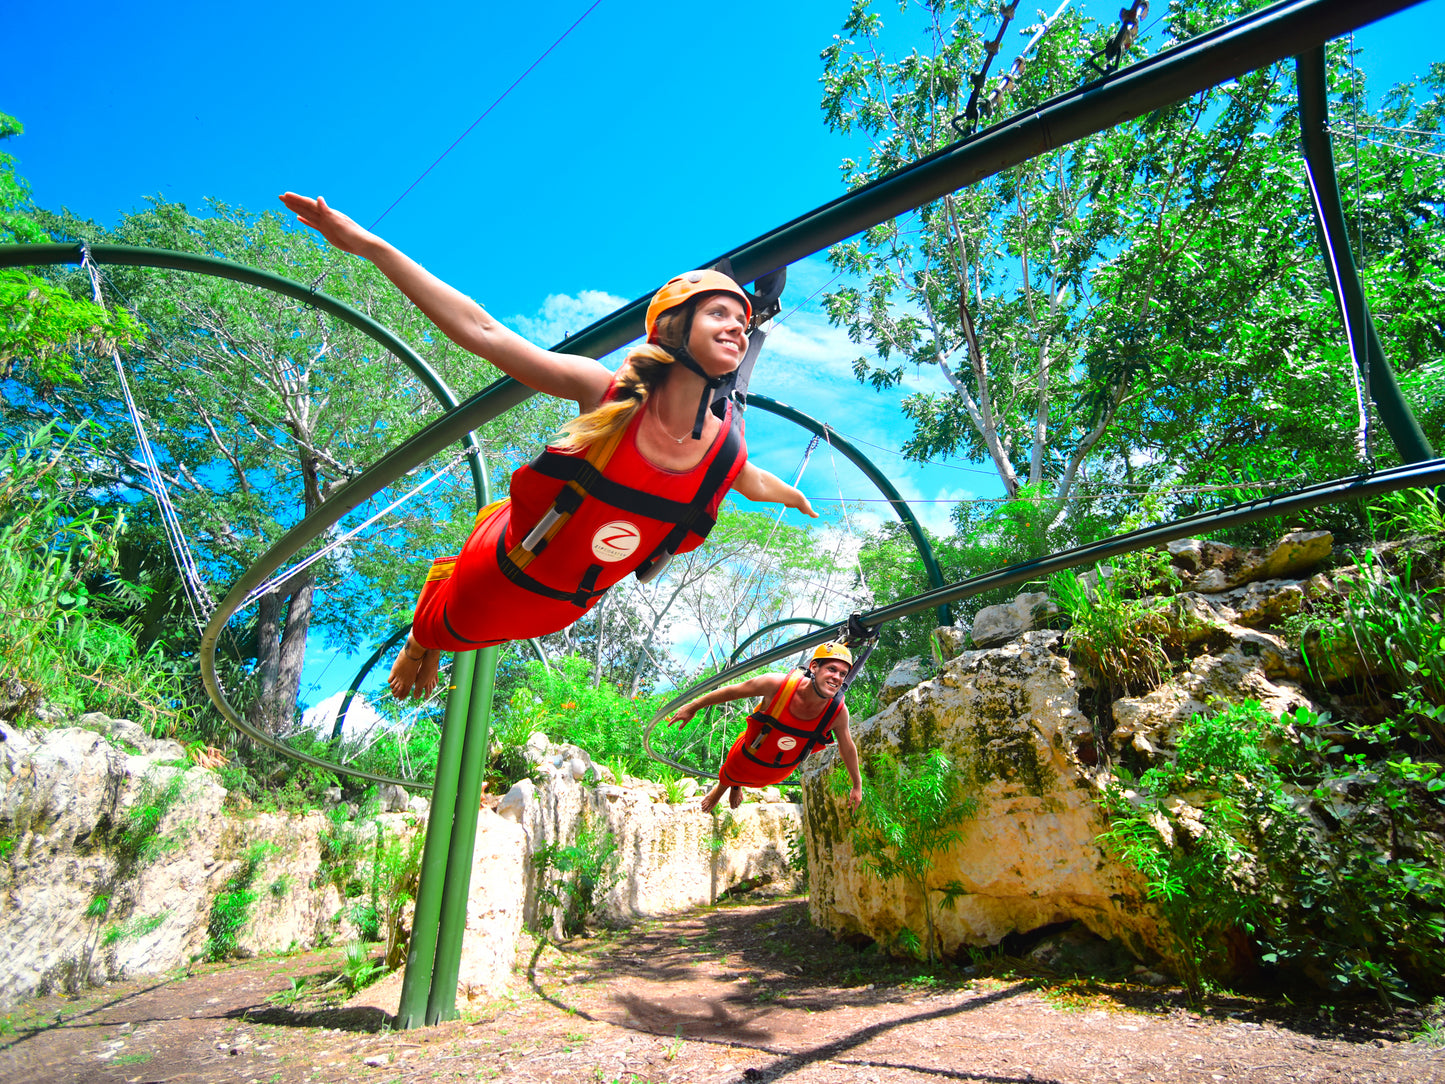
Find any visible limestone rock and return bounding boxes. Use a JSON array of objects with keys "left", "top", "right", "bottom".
[
  {"left": 378, "top": 782, "right": 411, "bottom": 813},
  {"left": 879, "top": 657, "right": 931, "bottom": 708},
  {"left": 1111, "top": 640, "right": 1318, "bottom": 756},
  {"left": 497, "top": 779, "right": 536, "bottom": 825},
  {"left": 1170, "top": 531, "right": 1332, "bottom": 593},
  {"left": 458, "top": 809, "right": 526, "bottom": 999},
  {"left": 970, "top": 592, "right": 1059, "bottom": 649},
  {"left": 934, "top": 625, "right": 968, "bottom": 658},
  {"left": 801, "top": 632, "right": 1162, "bottom": 961}
]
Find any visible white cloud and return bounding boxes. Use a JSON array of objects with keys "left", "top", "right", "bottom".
[
  {"left": 297, "top": 690, "right": 389, "bottom": 741},
  {"left": 507, "top": 289, "right": 631, "bottom": 352}
]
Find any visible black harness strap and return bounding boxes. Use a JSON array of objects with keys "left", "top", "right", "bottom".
[
  {"left": 526, "top": 454, "right": 716, "bottom": 534},
  {"left": 495, "top": 530, "right": 609, "bottom": 609}
]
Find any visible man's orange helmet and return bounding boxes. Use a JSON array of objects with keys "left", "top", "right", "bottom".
[
  {"left": 645, "top": 269, "right": 752, "bottom": 344},
  {"left": 809, "top": 642, "right": 853, "bottom": 667}
]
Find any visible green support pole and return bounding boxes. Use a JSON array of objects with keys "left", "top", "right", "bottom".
[
  {"left": 425, "top": 642, "right": 501, "bottom": 1025},
  {"left": 1296, "top": 46, "right": 1435, "bottom": 464},
  {"left": 395, "top": 649, "right": 477, "bottom": 1029}
]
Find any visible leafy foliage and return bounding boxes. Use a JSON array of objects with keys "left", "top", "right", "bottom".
[
  {"left": 832, "top": 749, "right": 977, "bottom": 962},
  {"left": 0, "top": 113, "right": 141, "bottom": 385},
  {"left": 1295, "top": 552, "right": 1445, "bottom": 747},
  {"left": 532, "top": 813, "right": 623, "bottom": 939},
  {"left": 0, "top": 421, "right": 192, "bottom": 729},
  {"left": 206, "top": 841, "right": 280, "bottom": 961},
  {"left": 820, "top": 6, "right": 1445, "bottom": 537},
  {"left": 1101, "top": 700, "right": 1445, "bottom": 1003},
  {"left": 1050, "top": 547, "right": 1183, "bottom": 743}
]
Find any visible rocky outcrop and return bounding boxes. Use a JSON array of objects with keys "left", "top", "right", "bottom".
[
  {"left": 1, "top": 716, "right": 804, "bottom": 1008},
  {"left": 801, "top": 632, "right": 1162, "bottom": 959},
  {"left": 799, "top": 532, "right": 1342, "bottom": 968},
  {"left": 497, "top": 735, "right": 802, "bottom": 932}
]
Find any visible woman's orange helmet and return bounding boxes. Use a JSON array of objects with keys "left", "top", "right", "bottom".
[{"left": 645, "top": 270, "right": 752, "bottom": 344}]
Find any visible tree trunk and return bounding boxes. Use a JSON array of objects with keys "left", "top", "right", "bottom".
[{"left": 244, "top": 572, "right": 315, "bottom": 736}]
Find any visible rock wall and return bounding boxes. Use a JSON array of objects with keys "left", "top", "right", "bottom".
[
  {"left": 803, "top": 531, "right": 1339, "bottom": 965},
  {"left": 0, "top": 718, "right": 801, "bottom": 1009},
  {"left": 497, "top": 735, "right": 802, "bottom": 932}
]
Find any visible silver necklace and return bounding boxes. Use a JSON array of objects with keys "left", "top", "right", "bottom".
[{"left": 651, "top": 408, "right": 690, "bottom": 444}]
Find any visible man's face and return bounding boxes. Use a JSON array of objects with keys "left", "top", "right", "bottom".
[{"left": 810, "top": 659, "right": 849, "bottom": 697}]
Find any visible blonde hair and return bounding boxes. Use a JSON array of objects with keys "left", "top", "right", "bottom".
[{"left": 552, "top": 307, "right": 687, "bottom": 453}]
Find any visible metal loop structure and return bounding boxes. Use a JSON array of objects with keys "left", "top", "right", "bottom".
[
  {"left": 1, "top": 0, "right": 1433, "bottom": 1030},
  {"left": 0, "top": 242, "right": 495, "bottom": 788},
  {"left": 644, "top": 457, "right": 1445, "bottom": 779}
]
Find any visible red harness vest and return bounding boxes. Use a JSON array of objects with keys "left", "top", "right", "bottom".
[
  {"left": 498, "top": 398, "right": 747, "bottom": 608},
  {"left": 739, "top": 669, "right": 845, "bottom": 774}
]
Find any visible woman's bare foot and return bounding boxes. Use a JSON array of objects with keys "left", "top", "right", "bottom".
[
  {"left": 728, "top": 786, "right": 744, "bottom": 809},
  {"left": 389, "top": 637, "right": 441, "bottom": 700},
  {"left": 699, "top": 780, "right": 728, "bottom": 813}
]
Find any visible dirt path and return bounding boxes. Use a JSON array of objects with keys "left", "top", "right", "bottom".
[{"left": 3, "top": 899, "right": 1442, "bottom": 1083}]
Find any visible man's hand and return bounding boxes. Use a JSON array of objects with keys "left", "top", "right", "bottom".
[
  {"left": 670, "top": 702, "right": 699, "bottom": 729},
  {"left": 848, "top": 784, "right": 863, "bottom": 811}
]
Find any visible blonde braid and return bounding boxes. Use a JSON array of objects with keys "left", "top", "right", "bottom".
[{"left": 552, "top": 308, "right": 687, "bottom": 453}]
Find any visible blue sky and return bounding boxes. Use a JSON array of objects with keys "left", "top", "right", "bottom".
[{"left": 5, "top": 0, "right": 1442, "bottom": 701}]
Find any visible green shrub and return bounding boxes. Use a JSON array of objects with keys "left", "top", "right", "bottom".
[
  {"left": 1051, "top": 548, "right": 1180, "bottom": 705},
  {"left": 832, "top": 749, "right": 978, "bottom": 963},
  {"left": 532, "top": 813, "right": 623, "bottom": 938},
  {"left": 206, "top": 841, "right": 280, "bottom": 960},
  {"left": 1298, "top": 552, "right": 1445, "bottom": 747},
  {"left": 1100, "top": 700, "right": 1445, "bottom": 1004},
  {"left": 0, "top": 421, "right": 191, "bottom": 730}
]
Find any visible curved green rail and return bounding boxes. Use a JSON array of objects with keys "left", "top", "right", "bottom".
[
  {"left": 646, "top": 458, "right": 1445, "bottom": 779},
  {"left": 0, "top": 242, "right": 494, "bottom": 789},
  {"left": 749, "top": 395, "right": 950, "bottom": 626}
]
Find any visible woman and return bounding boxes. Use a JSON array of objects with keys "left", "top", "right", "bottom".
[{"left": 279, "top": 194, "right": 815, "bottom": 699}]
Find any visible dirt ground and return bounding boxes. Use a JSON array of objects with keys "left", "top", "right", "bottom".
[{"left": 3, "top": 898, "right": 1443, "bottom": 1084}]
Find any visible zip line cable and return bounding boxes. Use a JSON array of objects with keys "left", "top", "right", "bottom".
[
  {"left": 82, "top": 251, "right": 216, "bottom": 633},
  {"left": 823, "top": 425, "right": 871, "bottom": 601},
  {"left": 370, "top": 1, "right": 604, "bottom": 229},
  {"left": 241, "top": 448, "right": 471, "bottom": 608}
]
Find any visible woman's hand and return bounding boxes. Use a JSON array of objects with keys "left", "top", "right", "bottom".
[
  {"left": 670, "top": 702, "right": 700, "bottom": 729},
  {"left": 277, "top": 192, "right": 611, "bottom": 406},
  {"left": 784, "top": 484, "right": 817, "bottom": 518},
  {"left": 279, "top": 193, "right": 377, "bottom": 257}
]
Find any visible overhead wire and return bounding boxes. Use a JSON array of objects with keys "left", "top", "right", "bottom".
[
  {"left": 240, "top": 448, "right": 471, "bottom": 609},
  {"left": 370, "top": 1, "right": 605, "bottom": 229}
]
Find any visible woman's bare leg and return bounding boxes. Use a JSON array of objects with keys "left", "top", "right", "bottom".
[
  {"left": 389, "top": 634, "right": 441, "bottom": 700},
  {"left": 728, "top": 786, "right": 744, "bottom": 809}
]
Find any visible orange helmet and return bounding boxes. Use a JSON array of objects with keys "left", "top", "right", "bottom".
[
  {"left": 809, "top": 642, "right": 853, "bottom": 667},
  {"left": 645, "top": 269, "right": 752, "bottom": 345}
]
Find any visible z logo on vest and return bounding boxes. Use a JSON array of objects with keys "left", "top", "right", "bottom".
[
  {"left": 591, "top": 521, "right": 642, "bottom": 562},
  {"left": 775, "top": 736, "right": 798, "bottom": 751}
]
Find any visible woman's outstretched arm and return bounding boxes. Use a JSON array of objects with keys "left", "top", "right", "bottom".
[
  {"left": 732, "top": 461, "right": 818, "bottom": 517},
  {"left": 280, "top": 193, "right": 612, "bottom": 410}
]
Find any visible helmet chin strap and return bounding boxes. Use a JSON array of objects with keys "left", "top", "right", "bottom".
[
  {"left": 669, "top": 346, "right": 733, "bottom": 439},
  {"left": 670, "top": 305, "right": 738, "bottom": 439}
]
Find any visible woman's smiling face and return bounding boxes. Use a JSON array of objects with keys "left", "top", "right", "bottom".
[{"left": 686, "top": 293, "right": 749, "bottom": 374}]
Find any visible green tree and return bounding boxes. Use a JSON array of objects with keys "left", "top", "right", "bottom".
[
  {"left": 12, "top": 196, "right": 567, "bottom": 736},
  {"left": 0, "top": 112, "right": 139, "bottom": 386},
  {"left": 820, "top": 3, "right": 1445, "bottom": 554}
]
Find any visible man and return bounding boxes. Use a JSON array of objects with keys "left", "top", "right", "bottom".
[{"left": 670, "top": 643, "right": 863, "bottom": 813}]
